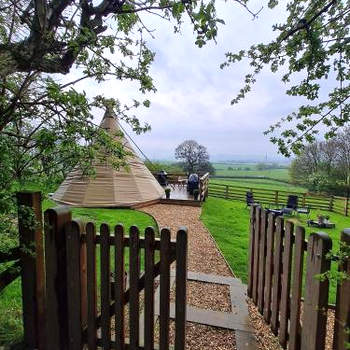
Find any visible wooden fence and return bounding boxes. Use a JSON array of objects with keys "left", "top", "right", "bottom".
[
  {"left": 0, "top": 192, "right": 45, "bottom": 348},
  {"left": 1, "top": 192, "right": 188, "bottom": 350},
  {"left": 248, "top": 205, "right": 350, "bottom": 350},
  {"left": 209, "top": 182, "right": 349, "bottom": 216}
]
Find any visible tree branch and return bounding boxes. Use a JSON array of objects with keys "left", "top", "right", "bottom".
[{"left": 280, "top": 0, "right": 337, "bottom": 42}]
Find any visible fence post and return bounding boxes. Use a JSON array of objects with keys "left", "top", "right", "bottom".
[
  {"left": 257, "top": 210, "right": 267, "bottom": 313},
  {"left": 345, "top": 197, "right": 349, "bottom": 217},
  {"left": 17, "top": 191, "right": 45, "bottom": 350},
  {"left": 225, "top": 185, "right": 228, "bottom": 199},
  {"left": 44, "top": 207, "right": 72, "bottom": 350},
  {"left": 302, "top": 193, "right": 306, "bottom": 207},
  {"left": 301, "top": 232, "right": 332, "bottom": 350},
  {"left": 274, "top": 191, "right": 279, "bottom": 206},
  {"left": 333, "top": 229, "right": 350, "bottom": 350},
  {"left": 329, "top": 195, "right": 334, "bottom": 212},
  {"left": 247, "top": 205, "right": 256, "bottom": 298},
  {"left": 252, "top": 207, "right": 261, "bottom": 303},
  {"left": 175, "top": 227, "right": 188, "bottom": 350}
]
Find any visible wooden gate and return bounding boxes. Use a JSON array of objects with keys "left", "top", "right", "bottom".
[
  {"left": 44, "top": 207, "right": 187, "bottom": 350},
  {"left": 247, "top": 205, "right": 350, "bottom": 350}
]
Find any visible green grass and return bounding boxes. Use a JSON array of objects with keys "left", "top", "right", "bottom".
[
  {"left": 0, "top": 279, "right": 23, "bottom": 345},
  {"left": 0, "top": 200, "right": 157, "bottom": 346},
  {"left": 201, "top": 197, "right": 350, "bottom": 304},
  {"left": 210, "top": 177, "right": 307, "bottom": 192},
  {"left": 212, "top": 162, "right": 290, "bottom": 180}
]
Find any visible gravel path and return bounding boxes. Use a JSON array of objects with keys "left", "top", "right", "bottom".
[
  {"left": 141, "top": 203, "right": 288, "bottom": 350},
  {"left": 142, "top": 204, "right": 232, "bottom": 276},
  {"left": 142, "top": 204, "right": 236, "bottom": 349}
]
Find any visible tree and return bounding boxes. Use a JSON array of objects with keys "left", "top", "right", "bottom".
[
  {"left": 289, "top": 127, "right": 350, "bottom": 195},
  {"left": 175, "top": 140, "right": 211, "bottom": 173},
  {"left": 0, "top": 0, "right": 229, "bottom": 179},
  {"left": 0, "top": 0, "right": 228, "bottom": 241},
  {"left": 222, "top": 0, "right": 350, "bottom": 156}
]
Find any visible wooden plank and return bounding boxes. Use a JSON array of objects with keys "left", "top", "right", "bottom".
[
  {"left": 17, "top": 191, "right": 45, "bottom": 349},
  {"left": 257, "top": 210, "right": 267, "bottom": 313},
  {"left": 289, "top": 226, "right": 305, "bottom": 350},
  {"left": 144, "top": 226, "right": 155, "bottom": 350},
  {"left": 86, "top": 222, "right": 97, "bottom": 350},
  {"left": 90, "top": 235, "right": 176, "bottom": 253},
  {"left": 175, "top": 227, "right": 188, "bottom": 350},
  {"left": 155, "top": 303, "right": 252, "bottom": 332},
  {"left": 44, "top": 207, "right": 72, "bottom": 350},
  {"left": 0, "top": 261, "right": 21, "bottom": 292},
  {"left": 129, "top": 226, "right": 140, "bottom": 349},
  {"left": 263, "top": 213, "right": 275, "bottom": 323},
  {"left": 115, "top": 224, "right": 125, "bottom": 350},
  {"left": 0, "top": 247, "right": 21, "bottom": 263},
  {"left": 345, "top": 197, "right": 349, "bottom": 216},
  {"left": 252, "top": 207, "right": 261, "bottom": 304},
  {"left": 279, "top": 221, "right": 294, "bottom": 348},
  {"left": 301, "top": 232, "right": 332, "bottom": 350},
  {"left": 247, "top": 205, "right": 256, "bottom": 298},
  {"left": 235, "top": 330, "right": 259, "bottom": 350},
  {"left": 65, "top": 220, "right": 84, "bottom": 350},
  {"left": 100, "top": 223, "right": 111, "bottom": 350},
  {"left": 186, "top": 271, "right": 242, "bottom": 286},
  {"left": 271, "top": 216, "right": 284, "bottom": 335},
  {"left": 80, "top": 223, "right": 88, "bottom": 330},
  {"left": 89, "top": 256, "right": 176, "bottom": 334},
  {"left": 160, "top": 228, "right": 171, "bottom": 350},
  {"left": 333, "top": 229, "right": 350, "bottom": 350}
]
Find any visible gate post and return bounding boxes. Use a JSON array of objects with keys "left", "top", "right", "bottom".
[
  {"left": 301, "top": 232, "right": 332, "bottom": 350},
  {"left": 17, "top": 191, "right": 45, "bottom": 350},
  {"left": 44, "top": 207, "right": 72, "bottom": 350},
  {"left": 333, "top": 229, "right": 350, "bottom": 350}
]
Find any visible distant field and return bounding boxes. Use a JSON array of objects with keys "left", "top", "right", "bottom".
[
  {"left": 210, "top": 178, "right": 307, "bottom": 192},
  {"left": 212, "top": 162, "right": 290, "bottom": 181}
]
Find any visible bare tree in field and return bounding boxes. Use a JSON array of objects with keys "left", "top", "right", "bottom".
[{"left": 175, "top": 140, "right": 209, "bottom": 174}]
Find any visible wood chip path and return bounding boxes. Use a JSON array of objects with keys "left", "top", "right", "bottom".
[{"left": 141, "top": 204, "right": 273, "bottom": 350}]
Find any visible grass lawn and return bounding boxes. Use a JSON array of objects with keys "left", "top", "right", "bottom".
[
  {"left": 201, "top": 197, "right": 350, "bottom": 304},
  {"left": 212, "top": 162, "right": 290, "bottom": 180},
  {"left": 210, "top": 177, "right": 307, "bottom": 192},
  {"left": 0, "top": 198, "right": 157, "bottom": 346}
]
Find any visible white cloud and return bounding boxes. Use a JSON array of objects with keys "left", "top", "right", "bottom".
[{"left": 65, "top": 1, "right": 308, "bottom": 161}]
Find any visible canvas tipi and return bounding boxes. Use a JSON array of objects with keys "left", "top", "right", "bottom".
[{"left": 52, "top": 107, "right": 164, "bottom": 207}]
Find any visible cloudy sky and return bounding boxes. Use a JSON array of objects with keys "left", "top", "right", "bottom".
[{"left": 68, "top": 1, "right": 311, "bottom": 162}]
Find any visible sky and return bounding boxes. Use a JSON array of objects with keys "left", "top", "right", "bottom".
[{"left": 65, "top": 1, "right": 312, "bottom": 162}]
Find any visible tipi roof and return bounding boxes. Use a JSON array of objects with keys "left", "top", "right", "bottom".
[{"left": 52, "top": 107, "right": 164, "bottom": 207}]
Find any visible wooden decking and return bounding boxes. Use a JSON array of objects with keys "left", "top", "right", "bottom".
[{"left": 160, "top": 185, "right": 201, "bottom": 207}]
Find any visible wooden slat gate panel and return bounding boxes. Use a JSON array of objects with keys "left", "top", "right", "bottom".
[
  {"left": 333, "top": 229, "right": 350, "bottom": 350},
  {"left": 44, "top": 207, "right": 188, "bottom": 350},
  {"left": 247, "top": 206, "right": 350, "bottom": 350}
]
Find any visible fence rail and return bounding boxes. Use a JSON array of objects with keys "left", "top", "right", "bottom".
[
  {"left": 209, "top": 182, "right": 349, "bottom": 216},
  {"left": 44, "top": 209, "right": 188, "bottom": 350},
  {"left": 0, "top": 192, "right": 188, "bottom": 350},
  {"left": 0, "top": 247, "right": 21, "bottom": 293},
  {"left": 248, "top": 205, "right": 350, "bottom": 350}
]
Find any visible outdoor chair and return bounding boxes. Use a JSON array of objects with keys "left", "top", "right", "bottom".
[
  {"left": 266, "top": 195, "right": 299, "bottom": 216},
  {"left": 283, "top": 195, "right": 298, "bottom": 215}
]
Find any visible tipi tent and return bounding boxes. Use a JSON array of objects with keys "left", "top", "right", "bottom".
[{"left": 52, "top": 107, "right": 164, "bottom": 207}]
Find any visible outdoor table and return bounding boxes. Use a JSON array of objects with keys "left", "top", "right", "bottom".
[{"left": 307, "top": 220, "right": 335, "bottom": 229}]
